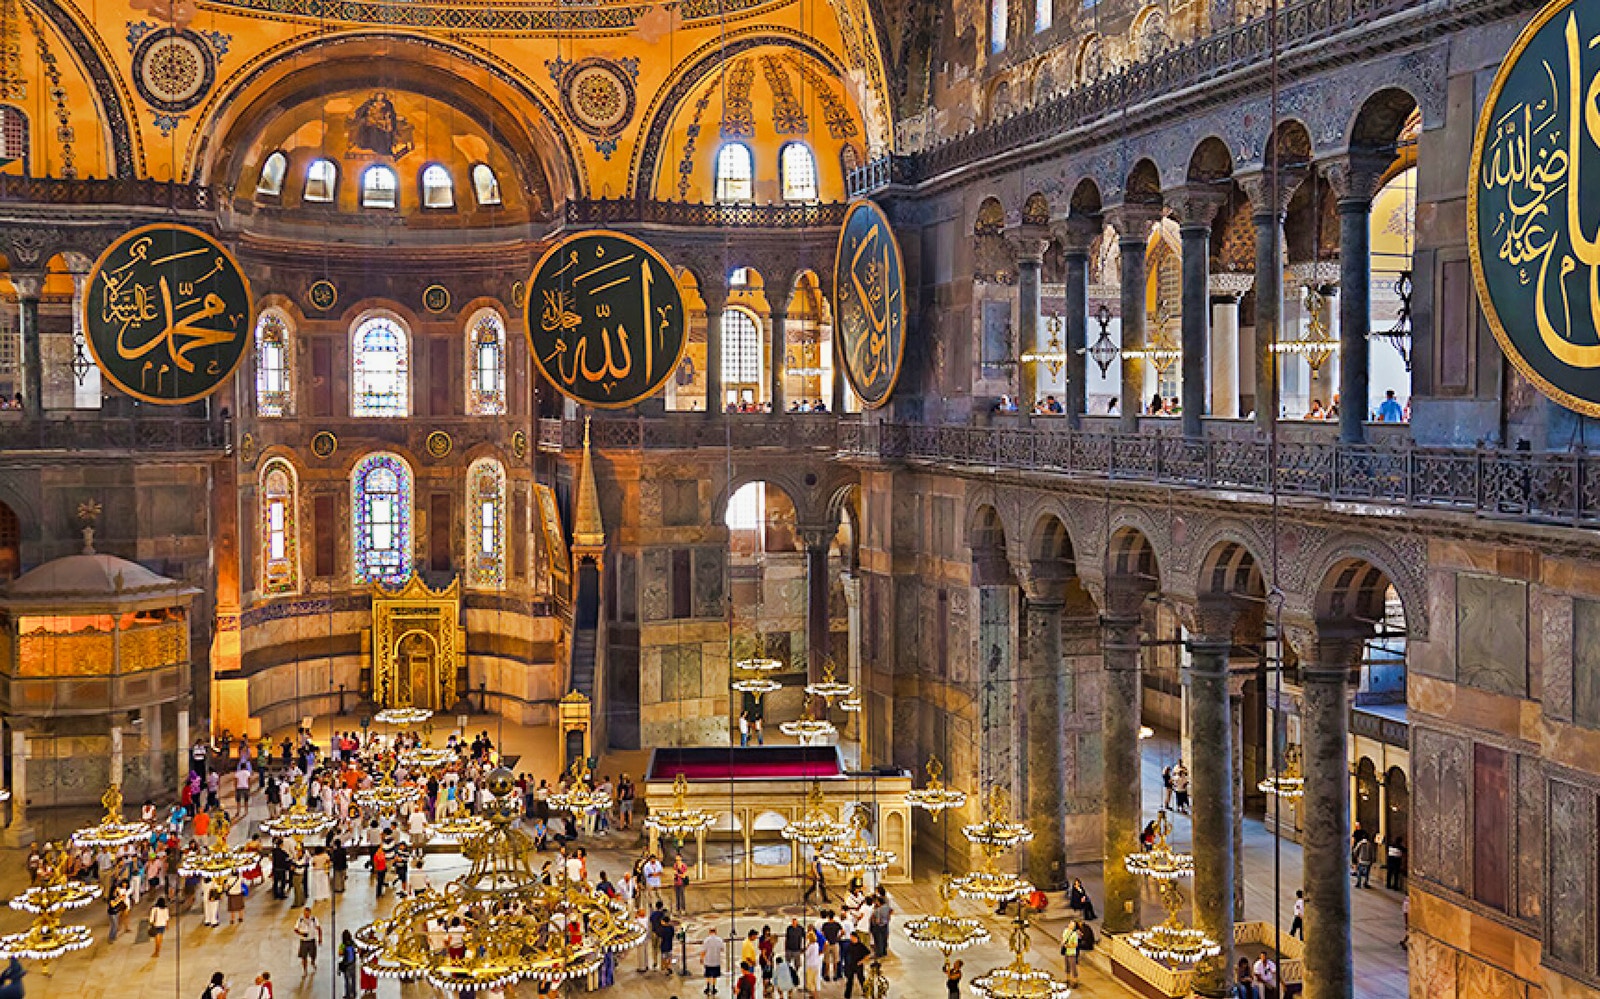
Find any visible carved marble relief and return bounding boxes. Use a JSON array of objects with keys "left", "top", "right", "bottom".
[{"left": 1455, "top": 573, "right": 1528, "bottom": 698}]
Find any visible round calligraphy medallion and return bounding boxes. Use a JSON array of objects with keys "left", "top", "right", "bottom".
[
  {"left": 426, "top": 430, "right": 453, "bottom": 459},
  {"left": 82, "top": 224, "right": 252, "bottom": 405},
  {"left": 310, "top": 431, "right": 338, "bottom": 460},
  {"left": 524, "top": 230, "right": 688, "bottom": 409},
  {"left": 559, "top": 59, "right": 636, "bottom": 140},
  {"left": 832, "top": 200, "right": 906, "bottom": 409},
  {"left": 512, "top": 430, "right": 528, "bottom": 459},
  {"left": 133, "top": 28, "right": 214, "bottom": 114},
  {"left": 1470, "top": 0, "right": 1600, "bottom": 415},
  {"left": 422, "top": 284, "right": 451, "bottom": 315},
  {"left": 307, "top": 280, "right": 338, "bottom": 313}
]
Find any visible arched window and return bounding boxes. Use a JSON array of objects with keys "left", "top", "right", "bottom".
[
  {"left": 352, "top": 452, "right": 413, "bottom": 585},
  {"left": 466, "top": 458, "right": 506, "bottom": 589},
  {"left": 254, "top": 309, "right": 293, "bottom": 417},
  {"left": 351, "top": 314, "right": 410, "bottom": 417},
  {"left": 0, "top": 106, "right": 29, "bottom": 170},
  {"left": 257, "top": 151, "right": 288, "bottom": 197},
  {"left": 466, "top": 309, "right": 507, "bottom": 415},
  {"left": 471, "top": 164, "right": 502, "bottom": 206},
  {"left": 780, "top": 143, "right": 818, "bottom": 202},
  {"left": 421, "top": 164, "right": 454, "bottom": 209},
  {"left": 721, "top": 307, "right": 762, "bottom": 406},
  {"left": 991, "top": 0, "right": 1008, "bottom": 52},
  {"left": 1035, "top": 0, "right": 1051, "bottom": 32},
  {"left": 362, "top": 165, "right": 398, "bottom": 209},
  {"left": 305, "top": 158, "right": 338, "bottom": 203},
  {"left": 716, "top": 143, "right": 754, "bottom": 202},
  {"left": 259, "top": 459, "right": 300, "bottom": 594}
]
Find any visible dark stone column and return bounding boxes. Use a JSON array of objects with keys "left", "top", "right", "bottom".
[
  {"left": 1250, "top": 205, "right": 1281, "bottom": 433},
  {"left": 1184, "top": 603, "right": 1237, "bottom": 997},
  {"left": 15, "top": 274, "right": 42, "bottom": 418},
  {"left": 1099, "top": 585, "right": 1146, "bottom": 933},
  {"left": 1175, "top": 190, "right": 1225, "bottom": 440},
  {"left": 1229, "top": 670, "right": 1248, "bottom": 921},
  {"left": 703, "top": 285, "right": 726, "bottom": 416},
  {"left": 801, "top": 526, "right": 833, "bottom": 683},
  {"left": 1056, "top": 218, "right": 1097, "bottom": 430},
  {"left": 1024, "top": 595, "right": 1067, "bottom": 889},
  {"left": 1011, "top": 232, "right": 1049, "bottom": 417},
  {"left": 1295, "top": 627, "right": 1363, "bottom": 999},
  {"left": 769, "top": 307, "right": 787, "bottom": 414},
  {"left": 1118, "top": 231, "right": 1148, "bottom": 434},
  {"left": 1330, "top": 158, "right": 1383, "bottom": 442}
]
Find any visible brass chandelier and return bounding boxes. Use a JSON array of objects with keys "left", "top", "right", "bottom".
[
  {"left": 374, "top": 706, "right": 435, "bottom": 727},
  {"left": 804, "top": 659, "right": 855, "bottom": 702},
  {"left": 643, "top": 772, "right": 716, "bottom": 840},
  {"left": 260, "top": 777, "right": 338, "bottom": 841},
  {"left": 969, "top": 910, "right": 1072, "bottom": 999},
  {"left": 178, "top": 811, "right": 259, "bottom": 879},
  {"left": 819, "top": 802, "right": 896, "bottom": 875},
  {"left": 548, "top": 757, "right": 612, "bottom": 816},
  {"left": 962, "top": 786, "right": 1034, "bottom": 850},
  {"left": 905, "top": 755, "right": 967, "bottom": 818},
  {"left": 355, "top": 769, "right": 645, "bottom": 992},
  {"left": 903, "top": 874, "right": 990, "bottom": 962},
  {"left": 1122, "top": 809, "right": 1217, "bottom": 965},
  {"left": 780, "top": 778, "right": 849, "bottom": 846},
  {"left": 951, "top": 787, "right": 1033, "bottom": 902},
  {"left": 1258, "top": 744, "right": 1306, "bottom": 799},
  {"left": 70, "top": 785, "right": 151, "bottom": 849},
  {"left": 3, "top": 848, "right": 96, "bottom": 970},
  {"left": 354, "top": 752, "right": 425, "bottom": 815},
  {"left": 778, "top": 692, "right": 837, "bottom": 742}
]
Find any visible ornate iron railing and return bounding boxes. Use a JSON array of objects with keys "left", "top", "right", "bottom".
[
  {"left": 543, "top": 414, "right": 842, "bottom": 452},
  {"left": 0, "top": 177, "right": 221, "bottom": 210},
  {"left": 849, "top": 0, "right": 1540, "bottom": 195},
  {"left": 562, "top": 199, "right": 849, "bottom": 229},
  {"left": 0, "top": 417, "right": 226, "bottom": 452},
  {"left": 842, "top": 421, "right": 1600, "bottom": 528}
]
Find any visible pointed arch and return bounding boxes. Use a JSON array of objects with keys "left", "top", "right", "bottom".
[{"left": 259, "top": 457, "right": 301, "bottom": 595}]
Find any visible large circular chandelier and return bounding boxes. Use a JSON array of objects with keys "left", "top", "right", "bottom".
[
  {"left": 962, "top": 786, "right": 1034, "bottom": 850},
  {"left": 179, "top": 812, "right": 259, "bottom": 879},
  {"left": 1258, "top": 744, "right": 1306, "bottom": 799},
  {"left": 950, "top": 853, "right": 1033, "bottom": 902},
  {"left": 548, "top": 758, "right": 612, "bottom": 815},
  {"left": 355, "top": 769, "right": 645, "bottom": 991},
  {"left": 804, "top": 659, "right": 854, "bottom": 702},
  {"left": 1123, "top": 810, "right": 1194, "bottom": 881},
  {"left": 0, "top": 911, "right": 93, "bottom": 966},
  {"left": 820, "top": 804, "right": 895, "bottom": 875},
  {"left": 730, "top": 671, "right": 784, "bottom": 697},
  {"left": 71, "top": 785, "right": 151, "bottom": 848},
  {"left": 781, "top": 779, "right": 849, "bottom": 846},
  {"left": 400, "top": 745, "right": 459, "bottom": 771},
  {"left": 1, "top": 849, "right": 95, "bottom": 969},
  {"left": 374, "top": 706, "right": 434, "bottom": 727},
  {"left": 905, "top": 756, "right": 967, "bottom": 817},
  {"left": 261, "top": 778, "right": 339, "bottom": 841},
  {"left": 779, "top": 693, "right": 837, "bottom": 742},
  {"left": 904, "top": 875, "right": 990, "bottom": 960},
  {"left": 970, "top": 911, "right": 1073, "bottom": 999},
  {"left": 354, "top": 753, "right": 424, "bottom": 815},
  {"left": 644, "top": 772, "right": 715, "bottom": 840},
  {"left": 430, "top": 815, "right": 490, "bottom": 842}
]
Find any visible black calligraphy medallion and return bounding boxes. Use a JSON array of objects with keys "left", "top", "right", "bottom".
[
  {"left": 833, "top": 200, "right": 905, "bottom": 409},
  {"left": 1471, "top": 0, "right": 1600, "bottom": 415},
  {"left": 82, "top": 224, "right": 252, "bottom": 405},
  {"left": 524, "top": 230, "right": 686, "bottom": 409}
]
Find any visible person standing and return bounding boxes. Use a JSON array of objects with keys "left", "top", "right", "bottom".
[
  {"left": 295, "top": 907, "right": 323, "bottom": 974},
  {"left": 868, "top": 891, "right": 893, "bottom": 958},
  {"left": 802, "top": 855, "right": 828, "bottom": 904},
  {"left": 330, "top": 839, "right": 348, "bottom": 894},
  {"left": 201, "top": 972, "right": 229, "bottom": 999},
  {"left": 803, "top": 931, "right": 822, "bottom": 993},
  {"left": 945, "top": 959, "right": 963, "bottom": 999},
  {"left": 202, "top": 878, "right": 224, "bottom": 927},
  {"left": 1060, "top": 921, "right": 1080, "bottom": 986},
  {"left": 339, "top": 930, "right": 359, "bottom": 999},
  {"left": 655, "top": 910, "right": 676, "bottom": 973},
  {"left": 372, "top": 844, "right": 388, "bottom": 898},
  {"left": 773, "top": 954, "right": 799, "bottom": 999},
  {"left": 700, "top": 928, "right": 725, "bottom": 996},
  {"left": 1385, "top": 838, "right": 1405, "bottom": 890},
  {"left": 225, "top": 871, "right": 246, "bottom": 925},
  {"left": 1289, "top": 889, "right": 1305, "bottom": 938},
  {"left": 1353, "top": 835, "right": 1375, "bottom": 888},
  {"left": 673, "top": 853, "right": 690, "bottom": 912},
  {"left": 107, "top": 880, "right": 129, "bottom": 941},
  {"left": 148, "top": 896, "right": 170, "bottom": 957},
  {"left": 1174, "top": 763, "right": 1191, "bottom": 813},
  {"left": 249, "top": 972, "right": 272, "bottom": 999},
  {"left": 783, "top": 918, "right": 805, "bottom": 977},
  {"left": 840, "top": 931, "right": 870, "bottom": 999}
]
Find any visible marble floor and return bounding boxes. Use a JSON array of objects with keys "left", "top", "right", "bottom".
[{"left": 0, "top": 719, "right": 1408, "bottom": 999}]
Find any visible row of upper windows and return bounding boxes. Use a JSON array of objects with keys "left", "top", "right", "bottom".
[
  {"left": 990, "top": 0, "right": 1058, "bottom": 51},
  {"left": 255, "top": 308, "right": 507, "bottom": 418},
  {"left": 256, "top": 153, "right": 503, "bottom": 210},
  {"left": 714, "top": 142, "right": 830, "bottom": 203},
  {"left": 258, "top": 453, "right": 511, "bottom": 594}
]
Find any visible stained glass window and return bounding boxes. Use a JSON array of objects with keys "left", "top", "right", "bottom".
[
  {"left": 351, "top": 314, "right": 410, "bottom": 417},
  {"left": 353, "top": 452, "right": 413, "bottom": 585},
  {"left": 257, "top": 151, "right": 288, "bottom": 197},
  {"left": 467, "top": 458, "right": 506, "bottom": 589},
  {"left": 716, "top": 143, "right": 754, "bottom": 202},
  {"left": 260, "top": 459, "right": 299, "bottom": 594},
  {"left": 255, "top": 309, "right": 292, "bottom": 417},
  {"left": 471, "top": 164, "right": 502, "bottom": 206},
  {"left": 780, "top": 143, "right": 818, "bottom": 202},
  {"left": 466, "top": 309, "right": 507, "bottom": 415}
]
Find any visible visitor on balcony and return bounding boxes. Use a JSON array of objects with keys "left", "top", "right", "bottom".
[{"left": 1377, "top": 389, "right": 1405, "bottom": 422}]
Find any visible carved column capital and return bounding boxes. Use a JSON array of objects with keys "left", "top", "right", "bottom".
[
  {"left": 1051, "top": 213, "right": 1102, "bottom": 255},
  {"left": 1282, "top": 620, "right": 1370, "bottom": 680},
  {"left": 1210, "top": 272, "right": 1255, "bottom": 299},
  {"left": 1235, "top": 168, "right": 1305, "bottom": 219},
  {"left": 796, "top": 522, "right": 837, "bottom": 552},
  {"left": 1004, "top": 222, "right": 1052, "bottom": 264},
  {"left": 1170, "top": 185, "right": 1230, "bottom": 231},
  {"left": 1103, "top": 203, "right": 1163, "bottom": 245},
  {"left": 1317, "top": 151, "right": 1390, "bottom": 206},
  {"left": 10, "top": 272, "right": 43, "bottom": 300}
]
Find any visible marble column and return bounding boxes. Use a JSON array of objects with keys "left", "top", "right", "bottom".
[
  {"left": 1185, "top": 604, "right": 1237, "bottom": 997},
  {"left": 3, "top": 728, "right": 30, "bottom": 846},
  {"left": 1229, "top": 670, "right": 1249, "bottom": 921},
  {"left": 1012, "top": 233, "right": 1049, "bottom": 416},
  {"left": 842, "top": 572, "right": 863, "bottom": 753},
  {"left": 177, "top": 706, "right": 190, "bottom": 785},
  {"left": 1176, "top": 190, "right": 1226, "bottom": 439},
  {"left": 110, "top": 718, "right": 125, "bottom": 789},
  {"left": 1337, "top": 189, "right": 1374, "bottom": 442},
  {"left": 1295, "top": 628, "right": 1363, "bottom": 999},
  {"left": 14, "top": 273, "right": 42, "bottom": 418},
  {"left": 1100, "top": 584, "right": 1146, "bottom": 933},
  {"left": 145, "top": 704, "right": 164, "bottom": 792},
  {"left": 1251, "top": 204, "right": 1282, "bottom": 432},
  {"left": 1118, "top": 229, "right": 1149, "bottom": 434},
  {"left": 1024, "top": 595, "right": 1067, "bottom": 889},
  {"left": 770, "top": 307, "right": 787, "bottom": 414},
  {"left": 1056, "top": 217, "right": 1098, "bottom": 429},
  {"left": 1209, "top": 275, "right": 1252, "bottom": 419},
  {"left": 801, "top": 527, "right": 833, "bottom": 683},
  {"left": 704, "top": 294, "right": 725, "bottom": 414}
]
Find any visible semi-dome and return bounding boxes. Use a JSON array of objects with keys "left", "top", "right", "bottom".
[{"left": 2, "top": 538, "right": 198, "bottom": 609}]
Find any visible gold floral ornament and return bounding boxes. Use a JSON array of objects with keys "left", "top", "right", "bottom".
[
  {"left": 70, "top": 785, "right": 152, "bottom": 848},
  {"left": 354, "top": 768, "right": 645, "bottom": 990},
  {"left": 643, "top": 772, "right": 715, "bottom": 840},
  {"left": 905, "top": 756, "right": 967, "bottom": 818},
  {"left": 781, "top": 779, "right": 849, "bottom": 846},
  {"left": 969, "top": 910, "right": 1073, "bottom": 999}
]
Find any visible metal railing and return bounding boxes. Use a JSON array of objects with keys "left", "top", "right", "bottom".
[
  {"left": 539, "top": 414, "right": 842, "bottom": 453},
  {"left": 0, "top": 176, "right": 221, "bottom": 210},
  {"left": 841, "top": 421, "right": 1600, "bottom": 527},
  {"left": 0, "top": 417, "right": 227, "bottom": 452},
  {"left": 562, "top": 199, "right": 850, "bottom": 229}
]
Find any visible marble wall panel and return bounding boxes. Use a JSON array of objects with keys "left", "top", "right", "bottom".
[
  {"left": 1571, "top": 598, "right": 1600, "bottom": 730},
  {"left": 693, "top": 548, "right": 725, "bottom": 619},
  {"left": 641, "top": 549, "right": 670, "bottom": 621},
  {"left": 1412, "top": 725, "right": 1469, "bottom": 892},
  {"left": 1458, "top": 953, "right": 1524, "bottom": 999},
  {"left": 1515, "top": 755, "right": 1543, "bottom": 923},
  {"left": 1545, "top": 778, "right": 1594, "bottom": 970},
  {"left": 662, "top": 480, "right": 700, "bottom": 527},
  {"left": 1410, "top": 932, "right": 1458, "bottom": 999},
  {"left": 1456, "top": 574, "right": 1528, "bottom": 698}
]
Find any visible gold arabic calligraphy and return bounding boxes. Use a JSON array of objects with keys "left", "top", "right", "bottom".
[
  {"left": 96, "top": 236, "right": 244, "bottom": 395},
  {"left": 537, "top": 243, "right": 674, "bottom": 396},
  {"left": 1481, "top": 10, "right": 1600, "bottom": 367},
  {"left": 845, "top": 220, "right": 899, "bottom": 390}
]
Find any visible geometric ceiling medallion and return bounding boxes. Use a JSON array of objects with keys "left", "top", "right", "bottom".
[
  {"left": 131, "top": 27, "right": 214, "bottom": 113},
  {"left": 551, "top": 56, "right": 638, "bottom": 159}
]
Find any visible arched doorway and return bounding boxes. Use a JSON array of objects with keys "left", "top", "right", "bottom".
[
  {"left": 1385, "top": 765, "right": 1410, "bottom": 868},
  {"left": 1355, "top": 756, "right": 1381, "bottom": 838},
  {"left": 396, "top": 630, "right": 441, "bottom": 709}
]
